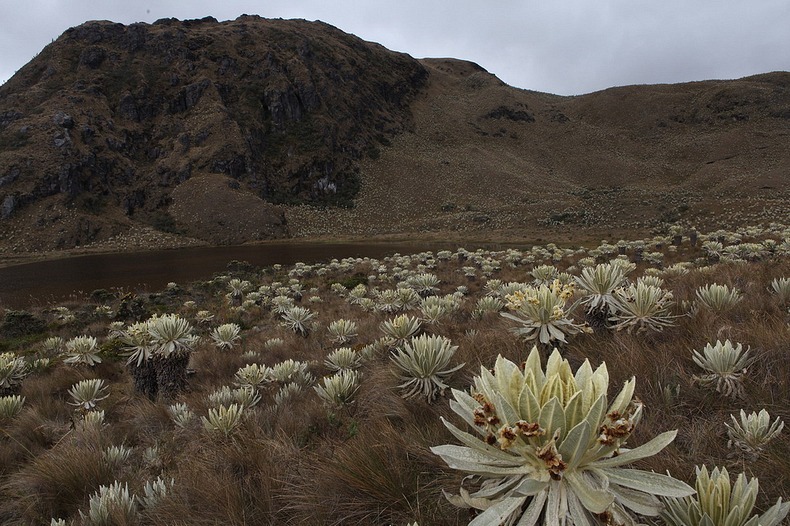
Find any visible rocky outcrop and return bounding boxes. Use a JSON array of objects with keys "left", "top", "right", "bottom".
[{"left": 0, "top": 16, "right": 427, "bottom": 249}]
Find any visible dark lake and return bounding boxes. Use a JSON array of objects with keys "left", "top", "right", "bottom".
[{"left": 0, "top": 242, "right": 471, "bottom": 308}]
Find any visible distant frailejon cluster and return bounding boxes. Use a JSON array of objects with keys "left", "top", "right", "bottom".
[{"left": 1, "top": 221, "right": 789, "bottom": 525}]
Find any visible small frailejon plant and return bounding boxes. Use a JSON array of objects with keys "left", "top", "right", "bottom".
[
  {"left": 390, "top": 334, "right": 464, "bottom": 402},
  {"left": 62, "top": 335, "right": 102, "bottom": 367},
  {"left": 327, "top": 318, "right": 359, "bottom": 345},
  {"left": 501, "top": 280, "right": 588, "bottom": 346},
  {"left": 575, "top": 262, "right": 629, "bottom": 329},
  {"left": 168, "top": 402, "right": 196, "bottom": 429},
  {"left": 473, "top": 296, "right": 505, "bottom": 319},
  {"left": 202, "top": 403, "right": 244, "bottom": 437},
  {"left": 609, "top": 282, "right": 677, "bottom": 334},
  {"left": 431, "top": 347, "right": 693, "bottom": 525},
  {"left": 68, "top": 378, "right": 110, "bottom": 412},
  {"left": 695, "top": 283, "right": 742, "bottom": 314},
  {"left": 770, "top": 277, "right": 790, "bottom": 305},
  {"left": 381, "top": 314, "right": 422, "bottom": 349},
  {"left": 80, "top": 480, "right": 137, "bottom": 525},
  {"left": 408, "top": 272, "right": 441, "bottom": 297},
  {"left": 102, "top": 445, "right": 132, "bottom": 468},
  {"left": 270, "top": 359, "right": 313, "bottom": 385},
  {"left": 725, "top": 408, "right": 784, "bottom": 460},
  {"left": 234, "top": 363, "right": 271, "bottom": 388},
  {"left": 208, "top": 385, "right": 261, "bottom": 410},
  {"left": 139, "top": 475, "right": 175, "bottom": 510},
  {"left": 314, "top": 370, "right": 360, "bottom": 408},
  {"left": 0, "top": 394, "right": 25, "bottom": 420},
  {"left": 281, "top": 306, "right": 316, "bottom": 336},
  {"left": 692, "top": 339, "right": 752, "bottom": 399},
  {"left": 660, "top": 466, "right": 790, "bottom": 526},
  {"left": 210, "top": 323, "right": 242, "bottom": 351},
  {"left": 324, "top": 347, "right": 362, "bottom": 373},
  {"left": 0, "top": 351, "right": 28, "bottom": 392}
]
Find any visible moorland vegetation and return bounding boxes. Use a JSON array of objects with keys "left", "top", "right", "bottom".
[{"left": 1, "top": 222, "right": 789, "bottom": 525}]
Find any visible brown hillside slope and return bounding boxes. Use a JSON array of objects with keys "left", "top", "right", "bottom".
[
  {"left": 289, "top": 61, "right": 790, "bottom": 243},
  {"left": 0, "top": 16, "right": 788, "bottom": 256}
]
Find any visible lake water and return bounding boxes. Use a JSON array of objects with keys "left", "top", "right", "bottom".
[{"left": 0, "top": 242, "right": 472, "bottom": 308}]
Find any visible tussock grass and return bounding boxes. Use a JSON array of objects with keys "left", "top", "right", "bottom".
[{"left": 1, "top": 228, "right": 789, "bottom": 524}]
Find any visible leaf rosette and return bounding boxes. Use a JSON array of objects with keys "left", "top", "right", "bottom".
[{"left": 431, "top": 347, "right": 693, "bottom": 525}]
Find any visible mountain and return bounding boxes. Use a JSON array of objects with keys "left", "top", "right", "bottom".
[{"left": 0, "top": 16, "right": 788, "bottom": 254}]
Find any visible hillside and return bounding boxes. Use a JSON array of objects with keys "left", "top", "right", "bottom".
[{"left": 0, "top": 16, "right": 788, "bottom": 255}]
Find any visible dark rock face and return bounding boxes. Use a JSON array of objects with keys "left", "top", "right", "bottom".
[{"left": 0, "top": 17, "right": 427, "bottom": 247}]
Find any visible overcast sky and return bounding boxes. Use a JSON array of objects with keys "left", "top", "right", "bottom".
[{"left": 1, "top": 1, "right": 788, "bottom": 96}]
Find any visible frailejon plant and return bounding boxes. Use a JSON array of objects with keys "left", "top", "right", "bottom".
[
  {"left": 68, "top": 379, "right": 110, "bottom": 412},
  {"left": 0, "top": 394, "right": 25, "bottom": 420},
  {"left": 202, "top": 403, "right": 244, "bottom": 437},
  {"left": 269, "top": 359, "right": 313, "bottom": 385},
  {"left": 390, "top": 334, "right": 464, "bottom": 402},
  {"left": 120, "top": 319, "right": 158, "bottom": 399},
  {"left": 168, "top": 402, "right": 195, "bottom": 429},
  {"left": 281, "top": 306, "right": 316, "bottom": 337},
  {"left": 139, "top": 475, "right": 175, "bottom": 510},
  {"left": 314, "top": 369, "right": 360, "bottom": 408},
  {"left": 381, "top": 314, "right": 422, "bottom": 349},
  {"left": 148, "top": 314, "right": 200, "bottom": 401},
  {"left": 431, "top": 348, "right": 693, "bottom": 526},
  {"left": 210, "top": 323, "right": 242, "bottom": 351},
  {"left": 770, "top": 277, "right": 790, "bottom": 304},
  {"left": 327, "top": 319, "right": 359, "bottom": 345},
  {"left": 574, "top": 263, "right": 629, "bottom": 328},
  {"left": 62, "top": 335, "right": 102, "bottom": 367},
  {"left": 0, "top": 351, "right": 28, "bottom": 393},
  {"left": 609, "top": 282, "right": 677, "bottom": 334},
  {"left": 473, "top": 296, "right": 505, "bottom": 319},
  {"left": 660, "top": 466, "right": 790, "bottom": 526},
  {"left": 692, "top": 340, "right": 752, "bottom": 399},
  {"left": 501, "top": 281, "right": 588, "bottom": 346},
  {"left": 324, "top": 347, "right": 362, "bottom": 373},
  {"left": 725, "top": 408, "right": 784, "bottom": 460},
  {"left": 695, "top": 283, "right": 742, "bottom": 314},
  {"left": 80, "top": 480, "right": 137, "bottom": 525},
  {"left": 234, "top": 363, "right": 271, "bottom": 388}
]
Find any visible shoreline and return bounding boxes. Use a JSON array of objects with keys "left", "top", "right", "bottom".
[{"left": 0, "top": 225, "right": 649, "bottom": 270}]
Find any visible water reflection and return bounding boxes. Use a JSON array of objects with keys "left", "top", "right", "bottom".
[{"left": 0, "top": 242, "right": 471, "bottom": 308}]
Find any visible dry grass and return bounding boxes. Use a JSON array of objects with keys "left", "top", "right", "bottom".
[{"left": 1, "top": 231, "right": 789, "bottom": 524}]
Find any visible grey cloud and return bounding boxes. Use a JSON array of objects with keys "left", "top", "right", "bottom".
[{"left": 0, "top": 1, "right": 788, "bottom": 95}]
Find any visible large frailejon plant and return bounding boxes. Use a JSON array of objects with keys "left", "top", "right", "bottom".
[{"left": 431, "top": 347, "right": 693, "bottom": 525}]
